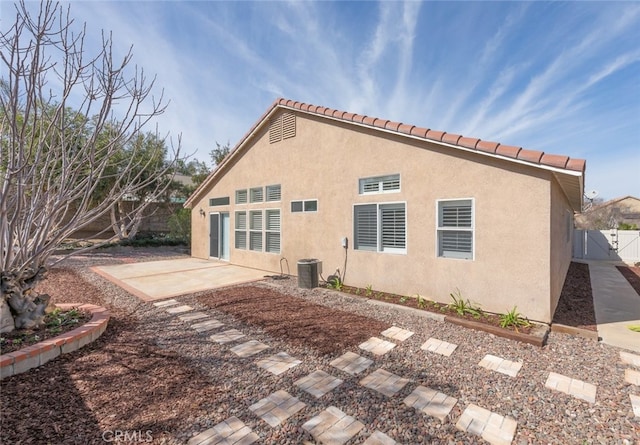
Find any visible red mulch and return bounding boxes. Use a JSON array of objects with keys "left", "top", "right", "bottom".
[
  {"left": 197, "top": 286, "right": 390, "bottom": 355},
  {"left": 1, "top": 268, "right": 223, "bottom": 445},
  {"left": 616, "top": 265, "right": 640, "bottom": 296},
  {"left": 552, "top": 262, "right": 597, "bottom": 331}
]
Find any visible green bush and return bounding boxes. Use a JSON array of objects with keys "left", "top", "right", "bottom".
[{"left": 168, "top": 208, "right": 191, "bottom": 244}]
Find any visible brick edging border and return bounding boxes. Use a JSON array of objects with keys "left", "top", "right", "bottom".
[{"left": 0, "top": 304, "right": 110, "bottom": 380}]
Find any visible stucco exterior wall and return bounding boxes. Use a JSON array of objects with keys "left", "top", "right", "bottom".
[
  {"left": 548, "top": 177, "right": 574, "bottom": 320},
  {"left": 191, "top": 111, "right": 560, "bottom": 322}
]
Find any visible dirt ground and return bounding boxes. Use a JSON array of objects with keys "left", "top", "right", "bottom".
[{"left": 617, "top": 265, "right": 640, "bottom": 296}]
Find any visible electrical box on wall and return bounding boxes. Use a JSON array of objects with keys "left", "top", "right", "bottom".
[{"left": 341, "top": 237, "right": 348, "bottom": 248}]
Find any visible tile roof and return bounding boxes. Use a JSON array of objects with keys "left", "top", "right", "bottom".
[
  {"left": 274, "top": 98, "right": 586, "bottom": 173},
  {"left": 185, "top": 97, "right": 585, "bottom": 209}
]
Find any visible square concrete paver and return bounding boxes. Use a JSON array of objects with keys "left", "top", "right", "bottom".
[
  {"left": 381, "top": 326, "right": 414, "bottom": 342},
  {"left": 420, "top": 338, "right": 458, "bottom": 357},
  {"left": 187, "top": 416, "right": 258, "bottom": 445},
  {"left": 256, "top": 352, "right": 302, "bottom": 376},
  {"left": 295, "top": 370, "right": 343, "bottom": 398},
  {"left": 359, "top": 368, "right": 410, "bottom": 397},
  {"left": 362, "top": 430, "right": 397, "bottom": 445},
  {"left": 478, "top": 354, "right": 523, "bottom": 377},
  {"left": 210, "top": 329, "right": 246, "bottom": 344},
  {"left": 403, "top": 385, "right": 458, "bottom": 422},
  {"left": 621, "top": 351, "right": 640, "bottom": 368},
  {"left": 330, "top": 351, "right": 373, "bottom": 375},
  {"left": 249, "top": 390, "right": 306, "bottom": 427},
  {"left": 153, "top": 299, "right": 179, "bottom": 308},
  {"left": 359, "top": 337, "right": 396, "bottom": 356},
  {"left": 625, "top": 368, "right": 640, "bottom": 386},
  {"left": 179, "top": 312, "right": 210, "bottom": 323},
  {"left": 166, "top": 305, "right": 193, "bottom": 314},
  {"left": 545, "top": 372, "right": 597, "bottom": 403},
  {"left": 631, "top": 394, "right": 640, "bottom": 417},
  {"left": 302, "top": 406, "right": 364, "bottom": 445},
  {"left": 456, "top": 404, "right": 517, "bottom": 445},
  {"left": 230, "top": 340, "right": 270, "bottom": 358},
  {"left": 192, "top": 319, "right": 224, "bottom": 332}
]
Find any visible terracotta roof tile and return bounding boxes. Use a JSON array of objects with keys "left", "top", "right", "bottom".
[
  {"left": 332, "top": 110, "right": 345, "bottom": 119},
  {"left": 398, "top": 124, "right": 415, "bottom": 135},
  {"left": 324, "top": 107, "right": 335, "bottom": 116},
  {"left": 476, "top": 140, "right": 499, "bottom": 154},
  {"left": 363, "top": 116, "right": 376, "bottom": 126},
  {"left": 301, "top": 103, "right": 312, "bottom": 111},
  {"left": 343, "top": 112, "right": 355, "bottom": 121},
  {"left": 285, "top": 99, "right": 295, "bottom": 107},
  {"left": 373, "top": 118, "right": 389, "bottom": 128},
  {"left": 517, "top": 149, "right": 544, "bottom": 164},
  {"left": 426, "top": 129, "right": 446, "bottom": 141},
  {"left": 566, "top": 158, "right": 586, "bottom": 172},
  {"left": 352, "top": 114, "right": 366, "bottom": 123},
  {"left": 442, "top": 133, "right": 462, "bottom": 145},
  {"left": 459, "top": 137, "right": 480, "bottom": 149},
  {"left": 540, "top": 154, "right": 569, "bottom": 169},
  {"left": 410, "top": 126, "right": 429, "bottom": 138},
  {"left": 496, "top": 144, "right": 521, "bottom": 159},
  {"left": 385, "top": 121, "right": 402, "bottom": 131}
]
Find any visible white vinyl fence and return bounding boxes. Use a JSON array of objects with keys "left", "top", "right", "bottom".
[{"left": 573, "top": 229, "right": 640, "bottom": 262}]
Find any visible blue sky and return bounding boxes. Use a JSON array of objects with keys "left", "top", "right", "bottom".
[{"left": 6, "top": 1, "right": 640, "bottom": 200}]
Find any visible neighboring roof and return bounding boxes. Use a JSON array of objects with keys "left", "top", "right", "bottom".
[
  {"left": 592, "top": 195, "right": 640, "bottom": 209},
  {"left": 185, "top": 98, "right": 585, "bottom": 210}
]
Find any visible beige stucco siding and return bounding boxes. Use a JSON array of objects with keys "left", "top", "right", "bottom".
[
  {"left": 191, "top": 111, "right": 559, "bottom": 322},
  {"left": 548, "top": 176, "right": 574, "bottom": 320}
]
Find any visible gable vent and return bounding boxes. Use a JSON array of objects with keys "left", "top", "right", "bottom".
[
  {"left": 269, "top": 112, "right": 296, "bottom": 144},
  {"left": 269, "top": 117, "right": 282, "bottom": 143},
  {"left": 282, "top": 112, "right": 296, "bottom": 139}
]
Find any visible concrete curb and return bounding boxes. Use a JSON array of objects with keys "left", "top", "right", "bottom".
[{"left": 0, "top": 304, "right": 109, "bottom": 380}]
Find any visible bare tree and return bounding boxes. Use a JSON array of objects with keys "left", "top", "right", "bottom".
[{"left": 0, "top": 1, "right": 180, "bottom": 332}]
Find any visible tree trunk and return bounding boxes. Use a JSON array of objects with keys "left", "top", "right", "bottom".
[{"left": 0, "top": 267, "right": 51, "bottom": 332}]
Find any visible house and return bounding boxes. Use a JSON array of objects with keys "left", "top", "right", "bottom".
[
  {"left": 185, "top": 98, "right": 585, "bottom": 323},
  {"left": 575, "top": 196, "right": 640, "bottom": 230}
]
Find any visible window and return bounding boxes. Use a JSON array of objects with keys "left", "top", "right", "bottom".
[
  {"left": 235, "top": 211, "right": 247, "bottom": 249},
  {"left": 266, "top": 184, "right": 281, "bottom": 202},
  {"left": 249, "top": 210, "right": 263, "bottom": 251},
  {"left": 437, "top": 199, "right": 473, "bottom": 260},
  {"left": 236, "top": 189, "right": 247, "bottom": 204},
  {"left": 354, "top": 203, "right": 406, "bottom": 253},
  {"left": 291, "top": 199, "right": 318, "bottom": 213},
  {"left": 359, "top": 174, "right": 400, "bottom": 195},
  {"left": 209, "top": 197, "right": 229, "bottom": 206},
  {"left": 250, "top": 187, "right": 263, "bottom": 203},
  {"left": 265, "top": 209, "right": 281, "bottom": 253}
]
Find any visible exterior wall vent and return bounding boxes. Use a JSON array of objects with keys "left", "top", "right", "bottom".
[{"left": 269, "top": 112, "right": 296, "bottom": 143}]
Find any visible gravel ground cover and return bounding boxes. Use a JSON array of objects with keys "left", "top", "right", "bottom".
[{"left": 1, "top": 248, "right": 639, "bottom": 444}]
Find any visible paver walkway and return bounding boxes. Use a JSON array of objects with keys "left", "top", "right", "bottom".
[
  {"left": 544, "top": 372, "right": 597, "bottom": 403},
  {"left": 359, "top": 337, "right": 396, "bottom": 356},
  {"left": 156, "top": 301, "right": 638, "bottom": 444},
  {"left": 456, "top": 404, "right": 517, "bottom": 445},
  {"left": 256, "top": 352, "right": 301, "bottom": 375},
  {"left": 359, "top": 368, "right": 410, "bottom": 397},
  {"left": 302, "top": 406, "right": 364, "bottom": 445},
  {"left": 330, "top": 351, "right": 373, "bottom": 375},
  {"left": 187, "top": 416, "right": 258, "bottom": 445},
  {"left": 249, "top": 390, "right": 306, "bottom": 427},
  {"left": 478, "top": 354, "right": 523, "bottom": 377},
  {"left": 404, "top": 385, "right": 458, "bottom": 422},
  {"left": 295, "top": 370, "right": 343, "bottom": 398},
  {"left": 421, "top": 338, "right": 458, "bottom": 356}
]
